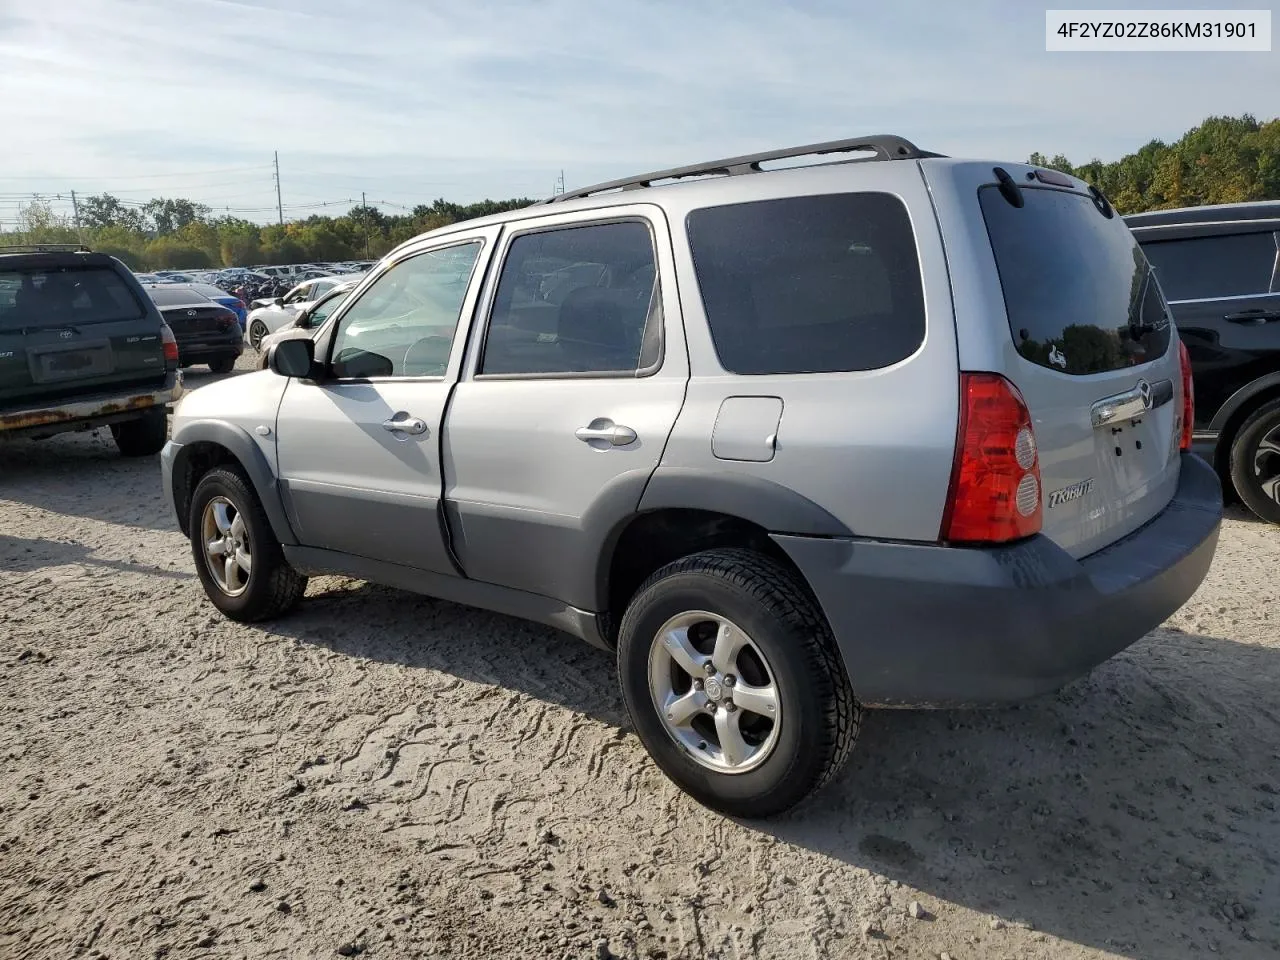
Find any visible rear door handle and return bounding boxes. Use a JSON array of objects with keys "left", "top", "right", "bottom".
[
  {"left": 1224, "top": 309, "right": 1280, "bottom": 324},
  {"left": 575, "top": 419, "right": 637, "bottom": 446},
  {"left": 382, "top": 414, "right": 429, "bottom": 436}
]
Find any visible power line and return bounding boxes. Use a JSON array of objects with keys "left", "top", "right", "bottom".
[{"left": 0, "top": 165, "right": 272, "bottom": 182}]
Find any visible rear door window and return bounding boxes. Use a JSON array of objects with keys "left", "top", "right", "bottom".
[
  {"left": 0, "top": 266, "right": 144, "bottom": 330},
  {"left": 1140, "top": 232, "right": 1279, "bottom": 301},
  {"left": 685, "top": 193, "right": 926, "bottom": 375},
  {"left": 979, "top": 185, "right": 1172, "bottom": 375}
]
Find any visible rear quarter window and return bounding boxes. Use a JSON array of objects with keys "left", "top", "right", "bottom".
[{"left": 686, "top": 193, "right": 926, "bottom": 375}]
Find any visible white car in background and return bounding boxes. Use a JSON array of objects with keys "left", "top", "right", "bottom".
[
  {"left": 244, "top": 274, "right": 364, "bottom": 350},
  {"left": 254, "top": 280, "right": 361, "bottom": 365}
]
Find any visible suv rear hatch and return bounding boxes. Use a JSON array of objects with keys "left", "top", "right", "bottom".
[
  {"left": 0, "top": 258, "right": 166, "bottom": 410},
  {"left": 925, "top": 161, "right": 1184, "bottom": 558}
]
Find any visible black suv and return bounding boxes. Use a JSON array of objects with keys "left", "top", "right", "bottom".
[
  {"left": 1127, "top": 202, "right": 1280, "bottom": 523},
  {"left": 0, "top": 245, "right": 183, "bottom": 456}
]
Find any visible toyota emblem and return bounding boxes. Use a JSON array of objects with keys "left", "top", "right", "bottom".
[{"left": 1138, "top": 379, "right": 1153, "bottom": 410}]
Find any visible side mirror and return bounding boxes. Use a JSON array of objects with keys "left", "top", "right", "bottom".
[
  {"left": 271, "top": 297, "right": 285, "bottom": 307},
  {"left": 269, "top": 338, "right": 316, "bottom": 379}
]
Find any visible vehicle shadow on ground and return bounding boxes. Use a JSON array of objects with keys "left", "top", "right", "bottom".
[
  {"left": 0, "top": 431, "right": 176, "bottom": 532},
  {"left": 0, "top": 366, "right": 243, "bottom": 532},
  {"left": 269, "top": 580, "right": 1279, "bottom": 960},
  {"left": 1224, "top": 502, "right": 1272, "bottom": 524},
  {"left": 0, "top": 533, "right": 192, "bottom": 580}
]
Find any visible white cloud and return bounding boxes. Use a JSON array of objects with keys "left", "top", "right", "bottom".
[{"left": 0, "top": 0, "right": 1274, "bottom": 220}]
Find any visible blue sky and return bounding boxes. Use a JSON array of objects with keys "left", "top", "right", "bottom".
[{"left": 0, "top": 0, "right": 1275, "bottom": 224}]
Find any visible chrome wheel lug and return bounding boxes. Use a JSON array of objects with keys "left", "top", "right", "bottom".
[
  {"left": 703, "top": 661, "right": 716, "bottom": 675},
  {"left": 693, "top": 679, "right": 703, "bottom": 691}
]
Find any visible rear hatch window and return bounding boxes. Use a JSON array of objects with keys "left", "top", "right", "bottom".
[
  {"left": 0, "top": 266, "right": 144, "bottom": 330},
  {"left": 979, "top": 186, "right": 1171, "bottom": 373},
  {"left": 686, "top": 193, "right": 926, "bottom": 375}
]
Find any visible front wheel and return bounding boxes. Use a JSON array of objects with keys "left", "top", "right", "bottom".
[
  {"left": 208, "top": 356, "right": 237, "bottom": 374},
  {"left": 1229, "top": 398, "right": 1280, "bottom": 524},
  {"left": 617, "top": 548, "right": 860, "bottom": 818},
  {"left": 189, "top": 467, "right": 307, "bottom": 621},
  {"left": 249, "top": 320, "right": 268, "bottom": 352}
]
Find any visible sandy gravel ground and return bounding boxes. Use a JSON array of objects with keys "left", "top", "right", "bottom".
[{"left": 2, "top": 360, "right": 1279, "bottom": 960}]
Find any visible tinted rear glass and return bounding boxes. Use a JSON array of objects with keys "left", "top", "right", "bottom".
[
  {"left": 980, "top": 186, "right": 1171, "bottom": 375},
  {"left": 686, "top": 193, "right": 926, "bottom": 375},
  {"left": 0, "top": 265, "right": 144, "bottom": 331},
  {"left": 146, "top": 286, "right": 212, "bottom": 307},
  {"left": 1139, "top": 231, "right": 1279, "bottom": 301}
]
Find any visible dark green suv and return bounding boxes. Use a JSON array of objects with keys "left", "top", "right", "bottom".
[{"left": 0, "top": 245, "right": 183, "bottom": 456}]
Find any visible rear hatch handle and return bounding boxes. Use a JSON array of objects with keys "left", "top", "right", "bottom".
[
  {"left": 1224, "top": 308, "right": 1280, "bottom": 324},
  {"left": 1091, "top": 378, "right": 1174, "bottom": 428}
]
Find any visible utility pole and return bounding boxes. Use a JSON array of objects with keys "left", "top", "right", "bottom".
[
  {"left": 70, "top": 189, "right": 84, "bottom": 244},
  {"left": 273, "top": 151, "right": 283, "bottom": 225},
  {"left": 362, "top": 191, "right": 369, "bottom": 258}
]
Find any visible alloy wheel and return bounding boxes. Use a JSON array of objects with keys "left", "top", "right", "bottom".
[
  {"left": 647, "top": 611, "right": 781, "bottom": 774},
  {"left": 1253, "top": 423, "right": 1280, "bottom": 505},
  {"left": 201, "top": 496, "right": 252, "bottom": 596}
]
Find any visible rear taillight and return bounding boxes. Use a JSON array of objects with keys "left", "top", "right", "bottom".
[
  {"left": 160, "top": 324, "right": 179, "bottom": 369},
  {"left": 941, "top": 373, "right": 1043, "bottom": 544},
  {"left": 1178, "top": 339, "right": 1194, "bottom": 451}
]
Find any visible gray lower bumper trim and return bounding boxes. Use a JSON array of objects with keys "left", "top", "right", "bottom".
[{"left": 773, "top": 453, "right": 1223, "bottom": 707}]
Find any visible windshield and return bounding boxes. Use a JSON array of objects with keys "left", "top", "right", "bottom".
[
  {"left": 0, "top": 266, "right": 145, "bottom": 331},
  {"left": 980, "top": 185, "right": 1172, "bottom": 375}
]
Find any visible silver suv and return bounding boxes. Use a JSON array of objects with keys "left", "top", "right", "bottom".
[{"left": 162, "top": 136, "right": 1223, "bottom": 817}]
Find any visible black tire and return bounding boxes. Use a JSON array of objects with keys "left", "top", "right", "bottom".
[
  {"left": 188, "top": 467, "right": 307, "bottom": 621},
  {"left": 1229, "top": 398, "right": 1280, "bottom": 524},
  {"left": 617, "top": 548, "right": 860, "bottom": 818},
  {"left": 249, "top": 320, "right": 268, "bottom": 352},
  {"left": 208, "top": 356, "right": 237, "bottom": 374},
  {"left": 110, "top": 408, "right": 168, "bottom": 457}
]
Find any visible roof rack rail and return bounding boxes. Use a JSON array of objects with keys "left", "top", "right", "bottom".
[
  {"left": 0, "top": 243, "right": 93, "bottom": 254},
  {"left": 544, "top": 134, "right": 943, "bottom": 204}
]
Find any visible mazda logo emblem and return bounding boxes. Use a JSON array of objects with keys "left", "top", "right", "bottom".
[
  {"left": 1138, "top": 379, "right": 1153, "bottom": 410},
  {"left": 186, "top": 309, "right": 196, "bottom": 317}
]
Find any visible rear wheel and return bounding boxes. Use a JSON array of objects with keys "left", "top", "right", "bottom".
[
  {"left": 1229, "top": 398, "right": 1280, "bottom": 524},
  {"left": 617, "top": 548, "right": 860, "bottom": 818},
  {"left": 110, "top": 408, "right": 167, "bottom": 457},
  {"left": 249, "top": 320, "right": 268, "bottom": 351},
  {"left": 189, "top": 467, "right": 307, "bottom": 621},
  {"left": 208, "top": 356, "right": 237, "bottom": 374}
]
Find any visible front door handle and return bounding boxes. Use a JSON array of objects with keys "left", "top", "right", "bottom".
[
  {"left": 1225, "top": 309, "right": 1280, "bottom": 324},
  {"left": 382, "top": 414, "right": 429, "bottom": 436},
  {"left": 575, "top": 419, "right": 637, "bottom": 446}
]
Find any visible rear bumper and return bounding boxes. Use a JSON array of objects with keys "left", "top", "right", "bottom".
[
  {"left": 177, "top": 334, "right": 243, "bottom": 362},
  {"left": 773, "top": 452, "right": 1223, "bottom": 707},
  {"left": 0, "top": 372, "right": 183, "bottom": 441}
]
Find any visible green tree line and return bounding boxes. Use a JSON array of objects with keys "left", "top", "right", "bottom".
[
  {"left": 3, "top": 195, "right": 535, "bottom": 270},
  {"left": 1029, "top": 114, "right": 1280, "bottom": 213}
]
